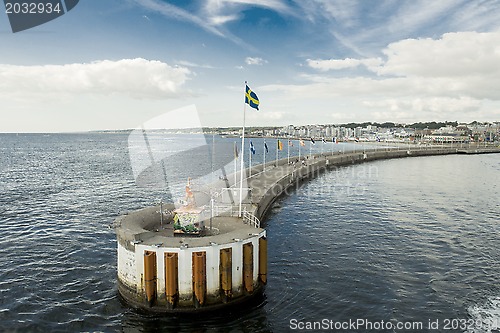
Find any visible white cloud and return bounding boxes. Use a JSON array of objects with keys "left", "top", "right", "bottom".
[
  {"left": 301, "top": 31, "right": 500, "bottom": 101},
  {"left": 307, "top": 57, "right": 382, "bottom": 71},
  {"left": 0, "top": 58, "right": 191, "bottom": 99},
  {"left": 204, "top": 0, "right": 292, "bottom": 17},
  {"left": 363, "top": 97, "right": 482, "bottom": 114},
  {"left": 261, "top": 32, "right": 500, "bottom": 122},
  {"left": 209, "top": 14, "right": 240, "bottom": 26},
  {"left": 376, "top": 32, "right": 500, "bottom": 78},
  {"left": 245, "top": 57, "right": 268, "bottom": 65},
  {"left": 176, "top": 60, "right": 215, "bottom": 69}
]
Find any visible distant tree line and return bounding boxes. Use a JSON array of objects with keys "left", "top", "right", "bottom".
[{"left": 337, "top": 121, "right": 462, "bottom": 129}]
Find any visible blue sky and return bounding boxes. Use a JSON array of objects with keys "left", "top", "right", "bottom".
[{"left": 1, "top": 0, "right": 500, "bottom": 132}]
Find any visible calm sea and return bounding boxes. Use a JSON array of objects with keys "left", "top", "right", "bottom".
[{"left": 0, "top": 133, "right": 499, "bottom": 332}]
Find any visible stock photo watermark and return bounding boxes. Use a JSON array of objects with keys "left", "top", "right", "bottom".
[
  {"left": 127, "top": 104, "right": 249, "bottom": 215},
  {"left": 126, "top": 104, "right": 383, "bottom": 221},
  {"left": 3, "top": 0, "right": 79, "bottom": 33},
  {"left": 289, "top": 317, "right": 500, "bottom": 331}
]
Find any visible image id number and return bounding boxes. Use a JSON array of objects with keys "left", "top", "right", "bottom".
[{"left": 5, "top": 2, "right": 62, "bottom": 14}]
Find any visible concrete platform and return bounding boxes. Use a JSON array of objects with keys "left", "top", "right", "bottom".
[{"left": 114, "top": 143, "right": 500, "bottom": 312}]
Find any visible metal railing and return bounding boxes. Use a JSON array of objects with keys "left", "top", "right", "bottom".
[{"left": 242, "top": 210, "right": 261, "bottom": 228}]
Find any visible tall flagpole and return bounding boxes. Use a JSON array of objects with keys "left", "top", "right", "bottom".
[
  {"left": 263, "top": 140, "right": 266, "bottom": 172},
  {"left": 238, "top": 83, "right": 247, "bottom": 217},
  {"left": 287, "top": 138, "right": 290, "bottom": 164},
  {"left": 249, "top": 142, "right": 252, "bottom": 178},
  {"left": 233, "top": 141, "right": 237, "bottom": 186},
  {"left": 276, "top": 139, "right": 279, "bottom": 165},
  {"left": 299, "top": 139, "right": 301, "bottom": 161},
  {"left": 309, "top": 139, "right": 312, "bottom": 159},
  {"left": 211, "top": 133, "right": 215, "bottom": 183}
]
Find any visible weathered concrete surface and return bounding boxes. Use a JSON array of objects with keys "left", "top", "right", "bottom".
[{"left": 241, "top": 145, "right": 500, "bottom": 223}]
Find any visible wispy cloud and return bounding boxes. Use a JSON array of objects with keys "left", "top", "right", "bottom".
[
  {"left": 245, "top": 57, "right": 268, "bottom": 66},
  {"left": 385, "top": 0, "right": 466, "bottom": 35},
  {"left": 293, "top": 0, "right": 500, "bottom": 58},
  {"left": 133, "top": 0, "right": 294, "bottom": 47},
  {"left": 292, "top": 0, "right": 360, "bottom": 25},
  {"left": 307, "top": 57, "right": 382, "bottom": 71},
  {"left": 176, "top": 60, "right": 215, "bottom": 69},
  {"left": 448, "top": 0, "right": 500, "bottom": 31},
  {"left": 203, "top": 0, "right": 293, "bottom": 17},
  {"left": 133, "top": 0, "right": 225, "bottom": 37},
  {"left": 209, "top": 14, "right": 240, "bottom": 26}
]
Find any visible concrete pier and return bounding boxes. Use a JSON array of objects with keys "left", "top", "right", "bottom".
[
  {"left": 241, "top": 145, "right": 500, "bottom": 223},
  {"left": 114, "top": 144, "right": 500, "bottom": 313}
]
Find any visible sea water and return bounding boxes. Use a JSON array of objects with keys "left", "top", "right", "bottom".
[{"left": 0, "top": 133, "right": 498, "bottom": 332}]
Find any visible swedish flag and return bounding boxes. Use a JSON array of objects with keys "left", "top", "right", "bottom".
[{"left": 245, "top": 85, "right": 259, "bottom": 110}]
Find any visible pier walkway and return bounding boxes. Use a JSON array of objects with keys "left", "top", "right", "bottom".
[{"left": 209, "top": 144, "right": 500, "bottom": 224}]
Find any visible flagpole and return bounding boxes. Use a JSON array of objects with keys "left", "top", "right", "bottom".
[
  {"left": 249, "top": 141, "right": 252, "bottom": 178},
  {"left": 299, "top": 139, "right": 301, "bottom": 161},
  {"left": 276, "top": 139, "right": 279, "bottom": 165},
  {"left": 238, "top": 83, "right": 247, "bottom": 218},
  {"left": 309, "top": 139, "right": 312, "bottom": 159},
  {"left": 263, "top": 140, "right": 266, "bottom": 172},
  {"left": 287, "top": 138, "right": 290, "bottom": 164},
  {"left": 211, "top": 133, "right": 215, "bottom": 183},
  {"left": 234, "top": 141, "right": 237, "bottom": 187}
]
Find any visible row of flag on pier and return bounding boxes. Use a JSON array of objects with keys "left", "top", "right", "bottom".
[
  {"left": 239, "top": 82, "right": 339, "bottom": 216},
  {"left": 235, "top": 137, "right": 339, "bottom": 154}
]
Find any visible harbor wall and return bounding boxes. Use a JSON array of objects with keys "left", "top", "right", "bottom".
[{"left": 248, "top": 146, "right": 499, "bottom": 223}]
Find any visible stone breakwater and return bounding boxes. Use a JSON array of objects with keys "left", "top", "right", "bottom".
[
  {"left": 244, "top": 145, "right": 500, "bottom": 222},
  {"left": 114, "top": 145, "right": 500, "bottom": 313}
]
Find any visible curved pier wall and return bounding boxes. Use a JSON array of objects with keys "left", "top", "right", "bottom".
[{"left": 249, "top": 147, "right": 461, "bottom": 223}]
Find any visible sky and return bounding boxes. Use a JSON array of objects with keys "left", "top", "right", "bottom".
[{"left": 1, "top": 0, "right": 500, "bottom": 132}]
